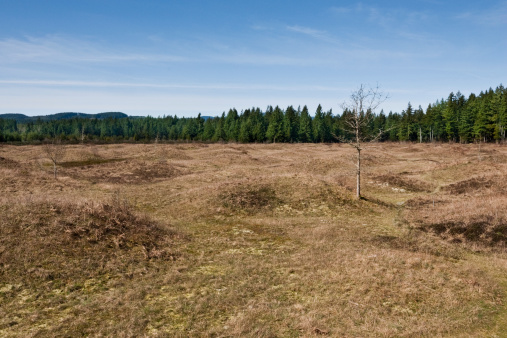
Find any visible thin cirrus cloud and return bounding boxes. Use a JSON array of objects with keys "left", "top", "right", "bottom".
[
  {"left": 255, "top": 23, "right": 418, "bottom": 62},
  {"left": 0, "top": 35, "right": 188, "bottom": 64},
  {"left": 0, "top": 35, "right": 319, "bottom": 67},
  {"left": 285, "top": 25, "right": 327, "bottom": 39},
  {"left": 330, "top": 4, "right": 376, "bottom": 17},
  {"left": 456, "top": 2, "right": 507, "bottom": 26},
  {"left": 330, "top": 4, "right": 429, "bottom": 28},
  {"left": 0, "top": 79, "right": 347, "bottom": 92}
]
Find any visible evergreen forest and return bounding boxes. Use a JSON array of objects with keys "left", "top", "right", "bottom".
[{"left": 1, "top": 85, "right": 506, "bottom": 143}]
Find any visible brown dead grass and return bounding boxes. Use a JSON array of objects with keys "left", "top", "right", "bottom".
[
  {"left": 444, "top": 174, "right": 506, "bottom": 195},
  {"left": 219, "top": 183, "right": 280, "bottom": 213},
  {"left": 0, "top": 194, "right": 182, "bottom": 286},
  {"left": 406, "top": 195, "right": 507, "bottom": 246},
  {"left": 374, "top": 173, "right": 435, "bottom": 192},
  {"left": 1, "top": 142, "right": 507, "bottom": 336}
]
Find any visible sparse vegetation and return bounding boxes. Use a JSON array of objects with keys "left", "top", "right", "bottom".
[
  {"left": 1, "top": 142, "right": 507, "bottom": 336},
  {"left": 42, "top": 138, "right": 66, "bottom": 179}
]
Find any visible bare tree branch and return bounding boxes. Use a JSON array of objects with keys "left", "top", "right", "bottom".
[
  {"left": 42, "top": 138, "right": 66, "bottom": 179},
  {"left": 339, "top": 84, "right": 389, "bottom": 199}
]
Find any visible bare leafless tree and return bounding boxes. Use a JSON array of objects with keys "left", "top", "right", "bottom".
[
  {"left": 42, "top": 139, "right": 66, "bottom": 179},
  {"left": 81, "top": 125, "right": 86, "bottom": 144},
  {"left": 339, "top": 84, "right": 389, "bottom": 199}
]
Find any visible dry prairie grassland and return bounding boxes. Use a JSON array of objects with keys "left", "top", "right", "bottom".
[{"left": 1, "top": 142, "right": 507, "bottom": 337}]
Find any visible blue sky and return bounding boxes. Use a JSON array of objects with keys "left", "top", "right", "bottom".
[{"left": 0, "top": 0, "right": 506, "bottom": 117}]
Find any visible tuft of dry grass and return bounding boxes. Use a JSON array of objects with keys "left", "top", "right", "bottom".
[
  {"left": 0, "top": 194, "right": 182, "bottom": 287},
  {"left": 373, "top": 173, "right": 435, "bottom": 192},
  {"left": 220, "top": 183, "right": 280, "bottom": 213},
  {"left": 406, "top": 195, "right": 507, "bottom": 246}
]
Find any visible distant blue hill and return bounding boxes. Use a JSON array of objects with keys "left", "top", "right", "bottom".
[
  {"left": 0, "top": 112, "right": 129, "bottom": 122},
  {"left": 0, "top": 113, "right": 218, "bottom": 122}
]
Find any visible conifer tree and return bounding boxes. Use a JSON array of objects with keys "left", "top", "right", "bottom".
[
  {"left": 213, "top": 113, "right": 227, "bottom": 142},
  {"left": 444, "top": 93, "right": 458, "bottom": 142},
  {"left": 266, "top": 106, "right": 285, "bottom": 143},
  {"left": 238, "top": 119, "right": 252, "bottom": 143},
  {"left": 398, "top": 103, "right": 414, "bottom": 141},
  {"left": 202, "top": 118, "right": 215, "bottom": 141},
  {"left": 284, "top": 105, "right": 298, "bottom": 142},
  {"left": 298, "top": 105, "right": 313, "bottom": 142}
]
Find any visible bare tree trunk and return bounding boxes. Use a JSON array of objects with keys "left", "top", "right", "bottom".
[
  {"left": 339, "top": 84, "right": 388, "bottom": 200},
  {"left": 43, "top": 138, "right": 66, "bottom": 179},
  {"left": 478, "top": 140, "right": 482, "bottom": 162},
  {"left": 356, "top": 147, "right": 361, "bottom": 199}
]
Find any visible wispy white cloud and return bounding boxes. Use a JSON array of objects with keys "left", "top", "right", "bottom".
[
  {"left": 330, "top": 4, "right": 378, "bottom": 19},
  {"left": 330, "top": 4, "right": 430, "bottom": 28},
  {"left": 0, "top": 34, "right": 324, "bottom": 68},
  {"left": 206, "top": 48, "right": 329, "bottom": 66},
  {"left": 0, "top": 79, "right": 347, "bottom": 92},
  {"left": 0, "top": 35, "right": 188, "bottom": 64},
  {"left": 456, "top": 2, "right": 507, "bottom": 26},
  {"left": 251, "top": 24, "right": 271, "bottom": 31},
  {"left": 330, "top": 6, "right": 352, "bottom": 14},
  {"left": 286, "top": 25, "right": 327, "bottom": 39}
]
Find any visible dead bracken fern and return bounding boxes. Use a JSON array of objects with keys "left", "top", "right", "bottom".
[
  {"left": 64, "top": 195, "right": 177, "bottom": 257},
  {"left": 219, "top": 184, "right": 280, "bottom": 213},
  {"left": 422, "top": 216, "right": 507, "bottom": 245},
  {"left": 444, "top": 175, "right": 497, "bottom": 195},
  {"left": 0, "top": 194, "right": 182, "bottom": 286},
  {"left": 404, "top": 195, "right": 507, "bottom": 247}
]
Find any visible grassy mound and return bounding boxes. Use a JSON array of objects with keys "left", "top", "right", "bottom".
[
  {"left": 220, "top": 183, "right": 280, "bottom": 213},
  {"left": 0, "top": 195, "right": 181, "bottom": 287},
  {"left": 427, "top": 217, "right": 507, "bottom": 244},
  {"left": 404, "top": 195, "right": 507, "bottom": 247},
  {"left": 217, "top": 174, "right": 356, "bottom": 216},
  {"left": 444, "top": 175, "right": 505, "bottom": 195}
]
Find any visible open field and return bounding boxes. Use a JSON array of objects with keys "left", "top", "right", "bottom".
[{"left": 1, "top": 142, "right": 507, "bottom": 337}]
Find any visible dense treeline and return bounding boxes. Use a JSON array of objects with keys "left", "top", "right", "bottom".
[
  {"left": 1, "top": 85, "right": 506, "bottom": 143},
  {"left": 0, "top": 112, "right": 128, "bottom": 123}
]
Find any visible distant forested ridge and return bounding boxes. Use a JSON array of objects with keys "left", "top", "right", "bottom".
[
  {"left": 1, "top": 85, "right": 506, "bottom": 143},
  {"left": 0, "top": 112, "right": 129, "bottom": 123}
]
